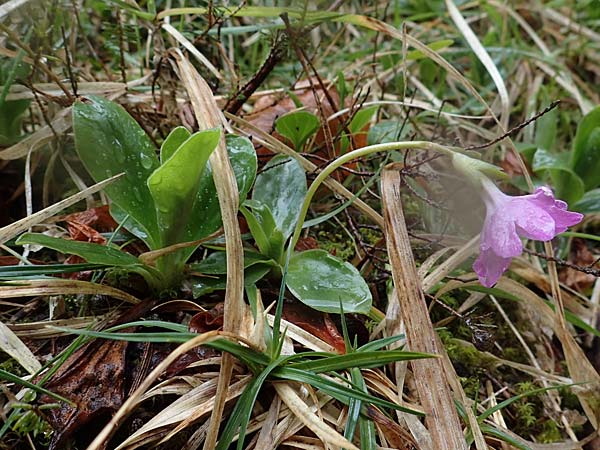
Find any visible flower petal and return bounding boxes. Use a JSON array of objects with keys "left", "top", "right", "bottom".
[
  {"left": 484, "top": 209, "right": 522, "bottom": 258},
  {"left": 521, "top": 186, "right": 583, "bottom": 234},
  {"left": 551, "top": 210, "right": 583, "bottom": 233},
  {"left": 511, "top": 199, "right": 556, "bottom": 241},
  {"left": 473, "top": 248, "right": 512, "bottom": 287}
]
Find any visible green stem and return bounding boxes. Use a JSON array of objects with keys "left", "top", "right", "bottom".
[{"left": 289, "top": 141, "right": 459, "bottom": 250}]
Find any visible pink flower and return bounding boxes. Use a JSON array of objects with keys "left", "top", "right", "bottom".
[{"left": 474, "top": 178, "right": 583, "bottom": 287}]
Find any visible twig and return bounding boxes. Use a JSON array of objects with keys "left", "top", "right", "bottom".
[
  {"left": 224, "top": 32, "right": 287, "bottom": 114},
  {"left": 465, "top": 100, "right": 561, "bottom": 150},
  {"left": 523, "top": 248, "right": 600, "bottom": 277}
]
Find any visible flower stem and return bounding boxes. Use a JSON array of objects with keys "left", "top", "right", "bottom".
[{"left": 289, "top": 140, "right": 459, "bottom": 250}]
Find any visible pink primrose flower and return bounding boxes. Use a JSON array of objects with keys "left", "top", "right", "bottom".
[{"left": 474, "top": 178, "right": 583, "bottom": 287}]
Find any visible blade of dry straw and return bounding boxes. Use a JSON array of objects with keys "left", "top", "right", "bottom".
[
  {"left": 0, "top": 279, "right": 140, "bottom": 304},
  {"left": 0, "top": 108, "right": 71, "bottom": 160},
  {"left": 445, "top": 0, "right": 509, "bottom": 129},
  {"left": 88, "top": 332, "right": 222, "bottom": 450},
  {"left": 0, "top": 320, "right": 41, "bottom": 374},
  {"left": 274, "top": 383, "right": 359, "bottom": 450},
  {"left": 168, "top": 48, "right": 244, "bottom": 450},
  {"left": 0, "top": 173, "right": 123, "bottom": 245},
  {"left": 381, "top": 169, "right": 467, "bottom": 450}
]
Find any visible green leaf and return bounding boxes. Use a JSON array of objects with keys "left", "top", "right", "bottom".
[
  {"left": 367, "top": 120, "right": 409, "bottom": 146},
  {"left": 15, "top": 233, "right": 161, "bottom": 288},
  {"left": 16, "top": 233, "right": 140, "bottom": 266},
  {"left": 160, "top": 126, "right": 191, "bottom": 163},
  {"left": 0, "top": 369, "right": 72, "bottom": 405},
  {"left": 275, "top": 111, "right": 320, "bottom": 150},
  {"left": 0, "top": 99, "right": 30, "bottom": 146},
  {"left": 573, "top": 188, "right": 600, "bottom": 213},
  {"left": 532, "top": 148, "right": 584, "bottom": 204},
  {"left": 190, "top": 263, "right": 273, "bottom": 298},
  {"left": 340, "top": 105, "right": 378, "bottom": 153},
  {"left": 191, "top": 250, "right": 276, "bottom": 274},
  {"left": 0, "top": 263, "right": 108, "bottom": 279},
  {"left": 253, "top": 155, "right": 307, "bottom": 239},
  {"left": 175, "top": 134, "right": 258, "bottom": 263},
  {"left": 272, "top": 367, "right": 424, "bottom": 415},
  {"left": 225, "top": 135, "right": 258, "bottom": 201},
  {"left": 147, "top": 128, "right": 220, "bottom": 246},
  {"left": 287, "top": 350, "right": 432, "bottom": 373},
  {"left": 216, "top": 356, "right": 290, "bottom": 450},
  {"left": 571, "top": 105, "right": 600, "bottom": 190},
  {"left": 241, "top": 200, "right": 285, "bottom": 262},
  {"left": 73, "top": 95, "right": 161, "bottom": 248},
  {"left": 534, "top": 100, "right": 558, "bottom": 151},
  {"left": 286, "top": 249, "right": 372, "bottom": 314}
]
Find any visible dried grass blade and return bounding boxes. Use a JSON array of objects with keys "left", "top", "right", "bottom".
[
  {"left": 274, "top": 382, "right": 359, "bottom": 450},
  {"left": 0, "top": 320, "right": 41, "bottom": 374},
  {"left": 0, "top": 173, "right": 123, "bottom": 244},
  {"left": 445, "top": 0, "right": 509, "bottom": 128},
  {"left": 0, "top": 279, "right": 140, "bottom": 304},
  {"left": 169, "top": 48, "right": 244, "bottom": 450},
  {"left": 381, "top": 169, "right": 466, "bottom": 450},
  {"left": 87, "top": 331, "right": 221, "bottom": 450}
]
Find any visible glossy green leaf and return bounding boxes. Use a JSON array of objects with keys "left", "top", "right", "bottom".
[
  {"left": 191, "top": 250, "right": 275, "bottom": 274},
  {"left": 175, "top": 134, "right": 258, "bottom": 263},
  {"left": 367, "top": 120, "right": 409, "bottom": 146},
  {"left": 73, "top": 95, "right": 160, "bottom": 248},
  {"left": 160, "top": 126, "right": 191, "bottom": 163},
  {"left": 147, "top": 128, "right": 220, "bottom": 246},
  {"left": 532, "top": 148, "right": 584, "bottom": 204},
  {"left": 16, "top": 233, "right": 139, "bottom": 266},
  {"left": 573, "top": 188, "right": 600, "bottom": 213},
  {"left": 253, "top": 154, "right": 307, "bottom": 239},
  {"left": 191, "top": 263, "right": 272, "bottom": 298},
  {"left": 275, "top": 111, "right": 320, "bottom": 150},
  {"left": 241, "top": 200, "right": 285, "bottom": 262},
  {"left": 286, "top": 249, "right": 372, "bottom": 314},
  {"left": 225, "top": 134, "right": 258, "bottom": 200},
  {"left": 340, "top": 105, "right": 378, "bottom": 153},
  {"left": 571, "top": 105, "right": 600, "bottom": 190},
  {"left": 287, "top": 349, "right": 431, "bottom": 372}
]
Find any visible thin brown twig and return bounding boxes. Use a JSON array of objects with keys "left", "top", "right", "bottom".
[
  {"left": 224, "top": 32, "right": 287, "bottom": 115},
  {"left": 523, "top": 248, "right": 600, "bottom": 277},
  {"left": 465, "top": 100, "right": 561, "bottom": 150}
]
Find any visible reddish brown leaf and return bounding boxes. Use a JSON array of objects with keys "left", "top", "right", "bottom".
[
  {"left": 283, "top": 300, "right": 346, "bottom": 353},
  {"left": 245, "top": 81, "right": 368, "bottom": 182},
  {"left": 66, "top": 220, "right": 106, "bottom": 244},
  {"left": 64, "top": 206, "right": 117, "bottom": 232},
  {"left": 294, "top": 236, "right": 319, "bottom": 252},
  {"left": 189, "top": 303, "right": 225, "bottom": 333},
  {"left": 560, "top": 238, "right": 596, "bottom": 290},
  {"left": 365, "top": 405, "right": 416, "bottom": 449},
  {"left": 38, "top": 339, "right": 128, "bottom": 450}
]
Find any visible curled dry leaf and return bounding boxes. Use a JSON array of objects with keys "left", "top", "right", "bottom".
[
  {"left": 38, "top": 339, "right": 128, "bottom": 450},
  {"left": 283, "top": 300, "right": 346, "bottom": 354},
  {"left": 188, "top": 303, "right": 225, "bottom": 333}
]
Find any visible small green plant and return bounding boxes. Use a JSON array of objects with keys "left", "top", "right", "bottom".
[
  {"left": 16, "top": 95, "right": 257, "bottom": 291},
  {"left": 193, "top": 140, "right": 373, "bottom": 315}
]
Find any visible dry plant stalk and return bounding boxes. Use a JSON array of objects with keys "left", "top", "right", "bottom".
[
  {"left": 169, "top": 48, "right": 245, "bottom": 450},
  {"left": 381, "top": 168, "right": 467, "bottom": 450}
]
